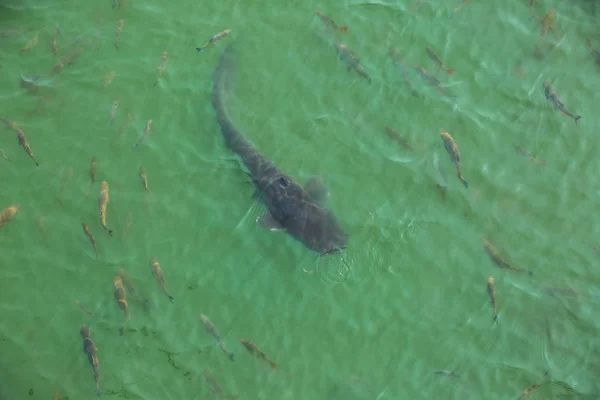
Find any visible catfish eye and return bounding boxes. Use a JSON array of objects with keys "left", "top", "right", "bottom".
[{"left": 279, "top": 177, "right": 288, "bottom": 187}]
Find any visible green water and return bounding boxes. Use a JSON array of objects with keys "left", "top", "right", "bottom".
[{"left": 1, "top": 0, "right": 600, "bottom": 398}]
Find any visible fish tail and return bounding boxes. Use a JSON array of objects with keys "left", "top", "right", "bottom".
[
  {"left": 196, "top": 47, "right": 203, "bottom": 52},
  {"left": 340, "top": 26, "right": 348, "bottom": 34},
  {"left": 574, "top": 115, "right": 581, "bottom": 124},
  {"left": 168, "top": 295, "right": 174, "bottom": 303},
  {"left": 270, "top": 362, "right": 279, "bottom": 369}
]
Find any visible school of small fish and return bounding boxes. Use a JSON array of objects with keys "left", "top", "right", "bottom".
[{"left": 0, "top": 1, "right": 596, "bottom": 398}]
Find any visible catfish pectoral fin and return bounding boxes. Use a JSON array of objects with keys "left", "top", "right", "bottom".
[
  {"left": 304, "top": 176, "right": 330, "bottom": 206},
  {"left": 256, "top": 212, "right": 285, "bottom": 231}
]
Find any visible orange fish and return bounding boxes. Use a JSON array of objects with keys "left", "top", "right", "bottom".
[
  {"left": 0, "top": 204, "right": 19, "bottom": 228},
  {"left": 440, "top": 129, "right": 468, "bottom": 188},
  {"left": 113, "top": 276, "right": 130, "bottom": 326},
  {"left": 240, "top": 338, "right": 279, "bottom": 368},
  {"left": 482, "top": 239, "right": 532, "bottom": 276},
  {"left": 150, "top": 258, "right": 174, "bottom": 302},
  {"left": 99, "top": 181, "right": 113, "bottom": 236},
  {"left": 487, "top": 277, "right": 499, "bottom": 322}
]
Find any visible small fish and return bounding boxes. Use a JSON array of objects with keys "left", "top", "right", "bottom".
[
  {"left": 15, "top": 129, "right": 39, "bottom": 166},
  {"left": 114, "top": 20, "right": 124, "bottom": 51},
  {"left": 110, "top": 99, "right": 119, "bottom": 126},
  {"left": 388, "top": 47, "right": 418, "bottom": 97},
  {"left": 76, "top": 300, "right": 97, "bottom": 318},
  {"left": 434, "top": 370, "right": 460, "bottom": 378},
  {"left": 50, "top": 27, "right": 60, "bottom": 56},
  {"left": 487, "top": 277, "right": 499, "bottom": 322},
  {"left": 132, "top": 119, "right": 152, "bottom": 149},
  {"left": 586, "top": 39, "right": 600, "bottom": 65},
  {"left": 80, "top": 325, "right": 101, "bottom": 397},
  {"left": 116, "top": 268, "right": 150, "bottom": 311},
  {"left": 517, "top": 382, "right": 542, "bottom": 399},
  {"left": 118, "top": 112, "right": 132, "bottom": 136},
  {"left": 113, "top": 276, "right": 130, "bottom": 323},
  {"left": 0, "top": 149, "right": 10, "bottom": 162},
  {"left": 454, "top": 0, "right": 470, "bottom": 11},
  {"left": 385, "top": 126, "right": 413, "bottom": 151},
  {"left": 482, "top": 239, "right": 532, "bottom": 275},
  {"left": 426, "top": 48, "right": 454, "bottom": 75},
  {"left": 155, "top": 51, "right": 168, "bottom": 82},
  {"left": 440, "top": 129, "right": 468, "bottom": 188},
  {"left": 535, "top": 8, "right": 557, "bottom": 44},
  {"left": 514, "top": 145, "right": 545, "bottom": 165},
  {"left": 315, "top": 11, "right": 348, "bottom": 34},
  {"left": 240, "top": 338, "right": 279, "bottom": 368},
  {"left": 0, "top": 204, "right": 20, "bottom": 228},
  {"left": 103, "top": 71, "right": 115, "bottom": 89},
  {"left": 150, "top": 258, "right": 174, "bottom": 302},
  {"left": 49, "top": 46, "right": 84, "bottom": 76},
  {"left": 542, "top": 81, "right": 581, "bottom": 124},
  {"left": 139, "top": 165, "right": 148, "bottom": 191},
  {"left": 99, "top": 181, "right": 113, "bottom": 236},
  {"left": 334, "top": 43, "right": 371, "bottom": 83},
  {"left": 87, "top": 157, "right": 97, "bottom": 196},
  {"left": 414, "top": 65, "right": 442, "bottom": 87},
  {"left": 82, "top": 222, "right": 98, "bottom": 259},
  {"left": 202, "top": 370, "right": 239, "bottom": 400},
  {"left": 200, "top": 314, "right": 234, "bottom": 361},
  {"left": 57, "top": 166, "right": 73, "bottom": 207},
  {"left": 18, "top": 31, "right": 39, "bottom": 54},
  {"left": 123, "top": 211, "right": 133, "bottom": 237},
  {"left": 53, "top": 390, "right": 60, "bottom": 400},
  {"left": 196, "top": 29, "right": 232, "bottom": 52}
]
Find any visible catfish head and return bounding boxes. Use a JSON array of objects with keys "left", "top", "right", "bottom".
[{"left": 259, "top": 174, "right": 348, "bottom": 254}]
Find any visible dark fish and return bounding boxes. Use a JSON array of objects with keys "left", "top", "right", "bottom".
[
  {"left": 434, "top": 370, "right": 460, "bottom": 378},
  {"left": 315, "top": 11, "right": 348, "bottom": 33},
  {"left": 202, "top": 369, "right": 238, "bottom": 399},
  {"left": 487, "top": 276, "right": 499, "bottom": 322},
  {"left": 414, "top": 65, "right": 441, "bottom": 86},
  {"left": 542, "top": 81, "right": 581, "bottom": 124},
  {"left": 132, "top": 119, "right": 152, "bottom": 149},
  {"left": 82, "top": 222, "right": 98, "bottom": 259},
  {"left": 586, "top": 39, "right": 600, "bottom": 65},
  {"left": 240, "top": 338, "right": 279, "bottom": 368},
  {"left": 200, "top": 314, "right": 234, "bottom": 361},
  {"left": 50, "top": 27, "right": 60, "bottom": 56},
  {"left": 139, "top": 165, "right": 148, "bottom": 191},
  {"left": 334, "top": 42, "right": 371, "bottom": 83},
  {"left": 514, "top": 145, "right": 546, "bottom": 165},
  {"left": 385, "top": 126, "right": 413, "bottom": 151},
  {"left": 440, "top": 129, "right": 468, "bottom": 188},
  {"left": 211, "top": 44, "right": 347, "bottom": 254},
  {"left": 114, "top": 20, "right": 124, "bottom": 51},
  {"left": 110, "top": 100, "right": 119, "bottom": 126},
  {"left": 388, "top": 47, "right": 418, "bottom": 97},
  {"left": 196, "top": 29, "right": 232, "bottom": 52},
  {"left": 80, "top": 325, "right": 101, "bottom": 397},
  {"left": 87, "top": 157, "right": 96, "bottom": 196},
  {"left": 482, "top": 239, "right": 532, "bottom": 275},
  {"left": 426, "top": 48, "right": 454, "bottom": 75},
  {"left": 518, "top": 382, "right": 541, "bottom": 399}
]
